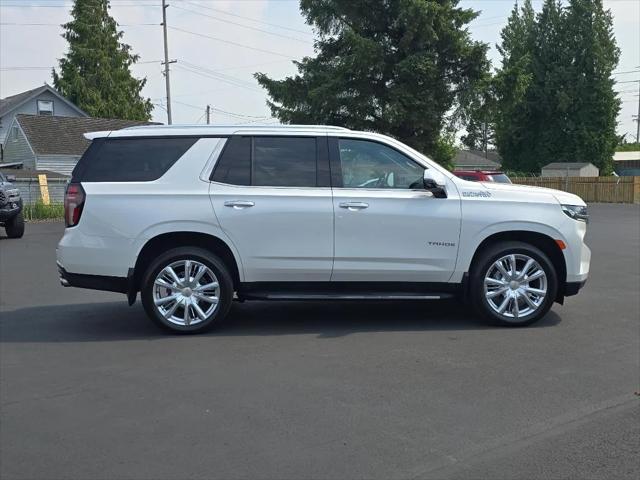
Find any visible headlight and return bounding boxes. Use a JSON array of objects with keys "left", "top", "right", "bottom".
[
  {"left": 562, "top": 204, "right": 588, "bottom": 223},
  {"left": 6, "top": 189, "right": 20, "bottom": 197}
]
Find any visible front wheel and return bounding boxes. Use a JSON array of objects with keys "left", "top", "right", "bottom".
[
  {"left": 470, "top": 241, "right": 558, "bottom": 327},
  {"left": 140, "top": 247, "right": 234, "bottom": 333},
  {"left": 5, "top": 212, "right": 25, "bottom": 238}
]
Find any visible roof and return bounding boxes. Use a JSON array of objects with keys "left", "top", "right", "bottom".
[
  {"left": 542, "top": 162, "right": 596, "bottom": 170},
  {"left": 15, "top": 114, "right": 158, "bottom": 156},
  {"left": 613, "top": 151, "right": 640, "bottom": 162},
  {"left": 86, "top": 124, "right": 350, "bottom": 140},
  {"left": 453, "top": 150, "right": 501, "bottom": 168},
  {"left": 0, "top": 84, "right": 87, "bottom": 117},
  {"left": 0, "top": 168, "right": 68, "bottom": 179}
]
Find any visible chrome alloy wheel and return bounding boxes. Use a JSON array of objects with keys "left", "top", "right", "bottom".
[
  {"left": 483, "top": 254, "right": 548, "bottom": 320},
  {"left": 152, "top": 260, "right": 220, "bottom": 327}
]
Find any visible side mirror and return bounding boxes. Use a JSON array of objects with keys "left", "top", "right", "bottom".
[
  {"left": 423, "top": 169, "right": 447, "bottom": 198},
  {"left": 6, "top": 175, "right": 16, "bottom": 182}
]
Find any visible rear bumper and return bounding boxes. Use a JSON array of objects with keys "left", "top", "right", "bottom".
[
  {"left": 58, "top": 263, "right": 129, "bottom": 294},
  {"left": 564, "top": 279, "right": 587, "bottom": 297}
]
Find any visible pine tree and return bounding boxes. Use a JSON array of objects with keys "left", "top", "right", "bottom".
[
  {"left": 494, "top": 0, "right": 620, "bottom": 174},
  {"left": 563, "top": 0, "right": 620, "bottom": 174},
  {"left": 52, "top": 0, "right": 152, "bottom": 120},
  {"left": 255, "top": 0, "right": 488, "bottom": 165},
  {"left": 493, "top": 0, "right": 537, "bottom": 172}
]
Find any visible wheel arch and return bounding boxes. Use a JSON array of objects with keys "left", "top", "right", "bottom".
[
  {"left": 467, "top": 230, "right": 567, "bottom": 303},
  {"left": 133, "top": 231, "right": 242, "bottom": 292}
]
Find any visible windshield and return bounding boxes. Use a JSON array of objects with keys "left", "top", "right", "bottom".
[{"left": 489, "top": 174, "right": 512, "bottom": 184}]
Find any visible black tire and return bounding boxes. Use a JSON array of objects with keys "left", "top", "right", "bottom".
[
  {"left": 5, "top": 212, "right": 25, "bottom": 238},
  {"left": 470, "top": 241, "right": 558, "bottom": 327},
  {"left": 140, "top": 247, "right": 234, "bottom": 334}
]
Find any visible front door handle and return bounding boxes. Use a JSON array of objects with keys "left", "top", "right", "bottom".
[
  {"left": 224, "top": 200, "right": 255, "bottom": 209},
  {"left": 339, "top": 201, "right": 369, "bottom": 211}
]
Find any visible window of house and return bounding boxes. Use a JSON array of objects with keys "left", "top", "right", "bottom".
[
  {"left": 11, "top": 126, "right": 19, "bottom": 142},
  {"left": 37, "top": 100, "right": 54, "bottom": 116},
  {"left": 337, "top": 139, "right": 424, "bottom": 189}
]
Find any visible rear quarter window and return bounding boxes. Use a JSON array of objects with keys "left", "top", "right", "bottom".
[{"left": 72, "top": 137, "right": 198, "bottom": 182}]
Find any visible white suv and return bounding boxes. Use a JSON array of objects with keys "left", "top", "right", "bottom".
[{"left": 57, "top": 125, "right": 590, "bottom": 333}]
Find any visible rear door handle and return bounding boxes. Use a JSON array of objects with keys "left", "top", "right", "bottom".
[
  {"left": 339, "top": 201, "right": 369, "bottom": 211},
  {"left": 224, "top": 200, "right": 255, "bottom": 209}
]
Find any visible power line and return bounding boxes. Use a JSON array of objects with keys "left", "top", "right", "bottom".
[
  {"left": 181, "top": 0, "right": 313, "bottom": 36},
  {"left": 167, "top": 25, "right": 294, "bottom": 58},
  {"left": 171, "top": 4, "right": 311, "bottom": 44}
]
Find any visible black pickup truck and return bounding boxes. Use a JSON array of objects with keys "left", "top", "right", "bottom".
[{"left": 0, "top": 172, "right": 24, "bottom": 238}]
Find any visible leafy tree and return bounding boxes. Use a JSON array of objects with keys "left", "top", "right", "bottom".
[
  {"left": 255, "top": 0, "right": 488, "bottom": 165},
  {"left": 53, "top": 0, "right": 152, "bottom": 120}
]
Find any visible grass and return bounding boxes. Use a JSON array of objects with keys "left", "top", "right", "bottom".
[{"left": 22, "top": 202, "right": 65, "bottom": 221}]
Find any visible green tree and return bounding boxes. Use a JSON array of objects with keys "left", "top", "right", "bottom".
[
  {"left": 53, "top": 0, "right": 152, "bottom": 120},
  {"left": 255, "top": 0, "right": 488, "bottom": 165},
  {"left": 494, "top": 0, "right": 620, "bottom": 174},
  {"left": 562, "top": 0, "right": 620, "bottom": 174},
  {"left": 493, "top": 0, "right": 537, "bottom": 172}
]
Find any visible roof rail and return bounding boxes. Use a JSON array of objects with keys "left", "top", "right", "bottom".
[{"left": 123, "top": 124, "right": 350, "bottom": 131}]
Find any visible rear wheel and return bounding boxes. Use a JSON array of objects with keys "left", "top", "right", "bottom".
[
  {"left": 470, "top": 241, "right": 557, "bottom": 326},
  {"left": 140, "top": 247, "right": 233, "bottom": 333},
  {"left": 5, "top": 212, "right": 24, "bottom": 238}
]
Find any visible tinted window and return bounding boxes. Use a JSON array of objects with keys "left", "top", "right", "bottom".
[
  {"left": 253, "top": 137, "right": 317, "bottom": 187},
  {"left": 489, "top": 174, "right": 512, "bottom": 184},
  {"left": 212, "top": 136, "right": 251, "bottom": 185},
  {"left": 338, "top": 139, "right": 423, "bottom": 189},
  {"left": 74, "top": 137, "right": 197, "bottom": 182}
]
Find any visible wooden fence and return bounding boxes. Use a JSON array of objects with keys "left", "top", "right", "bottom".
[{"left": 510, "top": 176, "right": 640, "bottom": 204}]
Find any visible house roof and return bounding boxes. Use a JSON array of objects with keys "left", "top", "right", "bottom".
[
  {"left": 0, "top": 168, "right": 68, "bottom": 179},
  {"left": 14, "top": 114, "right": 158, "bottom": 156},
  {"left": 0, "top": 84, "right": 88, "bottom": 118},
  {"left": 453, "top": 150, "right": 501, "bottom": 168},
  {"left": 542, "top": 162, "right": 596, "bottom": 170}
]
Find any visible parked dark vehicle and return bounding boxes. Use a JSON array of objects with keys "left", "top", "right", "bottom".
[
  {"left": 454, "top": 170, "right": 512, "bottom": 184},
  {"left": 0, "top": 172, "right": 24, "bottom": 238}
]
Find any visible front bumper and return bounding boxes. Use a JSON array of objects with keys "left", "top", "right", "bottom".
[{"left": 0, "top": 200, "right": 22, "bottom": 222}]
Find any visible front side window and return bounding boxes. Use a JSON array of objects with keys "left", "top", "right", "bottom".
[
  {"left": 338, "top": 138, "right": 424, "bottom": 189},
  {"left": 37, "top": 100, "right": 54, "bottom": 116}
]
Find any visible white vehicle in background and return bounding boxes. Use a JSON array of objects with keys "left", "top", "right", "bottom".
[{"left": 57, "top": 125, "right": 590, "bottom": 333}]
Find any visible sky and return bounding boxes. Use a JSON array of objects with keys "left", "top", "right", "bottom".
[{"left": 1, "top": 0, "right": 638, "bottom": 141}]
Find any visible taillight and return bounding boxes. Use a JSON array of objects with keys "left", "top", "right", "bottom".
[{"left": 64, "top": 183, "right": 85, "bottom": 227}]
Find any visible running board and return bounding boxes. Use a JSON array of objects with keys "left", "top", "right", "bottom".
[{"left": 237, "top": 282, "right": 459, "bottom": 301}]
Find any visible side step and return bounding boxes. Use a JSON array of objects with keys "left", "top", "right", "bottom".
[{"left": 237, "top": 282, "right": 460, "bottom": 301}]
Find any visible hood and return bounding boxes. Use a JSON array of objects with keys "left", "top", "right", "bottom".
[{"left": 482, "top": 182, "right": 586, "bottom": 206}]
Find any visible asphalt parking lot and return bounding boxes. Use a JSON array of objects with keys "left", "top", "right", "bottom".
[{"left": 1, "top": 203, "right": 639, "bottom": 480}]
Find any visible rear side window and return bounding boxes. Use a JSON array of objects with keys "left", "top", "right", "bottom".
[
  {"left": 211, "top": 136, "right": 320, "bottom": 188},
  {"left": 73, "top": 137, "right": 197, "bottom": 182},
  {"left": 253, "top": 137, "right": 316, "bottom": 187},
  {"left": 211, "top": 136, "right": 251, "bottom": 185}
]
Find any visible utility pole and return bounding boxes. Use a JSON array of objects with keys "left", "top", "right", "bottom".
[
  {"left": 636, "top": 80, "right": 640, "bottom": 143},
  {"left": 206, "top": 105, "right": 211, "bottom": 125},
  {"left": 161, "top": 0, "right": 176, "bottom": 125}
]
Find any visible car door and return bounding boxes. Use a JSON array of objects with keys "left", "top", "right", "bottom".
[
  {"left": 330, "top": 136, "right": 461, "bottom": 282},
  {"left": 209, "top": 135, "right": 334, "bottom": 282}
]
